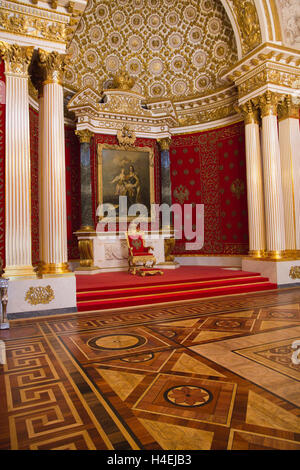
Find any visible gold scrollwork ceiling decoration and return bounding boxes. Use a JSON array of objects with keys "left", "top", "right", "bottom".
[
  {"left": 65, "top": 0, "right": 238, "bottom": 101},
  {"left": 228, "top": 0, "right": 262, "bottom": 55}
]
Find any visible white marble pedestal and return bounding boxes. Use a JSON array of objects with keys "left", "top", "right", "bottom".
[
  {"left": 75, "top": 230, "right": 176, "bottom": 273},
  {"left": 6, "top": 275, "right": 77, "bottom": 318},
  {"left": 242, "top": 258, "right": 300, "bottom": 286}
]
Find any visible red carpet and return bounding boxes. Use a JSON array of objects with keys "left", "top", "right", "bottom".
[{"left": 76, "top": 266, "right": 277, "bottom": 312}]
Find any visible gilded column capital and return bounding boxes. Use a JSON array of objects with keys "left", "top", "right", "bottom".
[
  {"left": 0, "top": 42, "right": 33, "bottom": 76},
  {"left": 278, "top": 95, "right": 300, "bottom": 121},
  {"left": 158, "top": 138, "right": 172, "bottom": 151},
  {"left": 258, "top": 91, "right": 279, "bottom": 118},
  {"left": 38, "top": 49, "right": 66, "bottom": 86},
  {"left": 238, "top": 101, "right": 260, "bottom": 125},
  {"left": 75, "top": 129, "right": 94, "bottom": 144}
]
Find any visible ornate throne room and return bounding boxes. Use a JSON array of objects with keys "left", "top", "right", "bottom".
[{"left": 0, "top": 0, "right": 300, "bottom": 452}]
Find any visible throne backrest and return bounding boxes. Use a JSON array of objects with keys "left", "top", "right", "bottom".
[{"left": 127, "top": 232, "right": 147, "bottom": 254}]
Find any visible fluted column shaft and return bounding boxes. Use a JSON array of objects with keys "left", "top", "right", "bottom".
[
  {"left": 38, "top": 50, "right": 70, "bottom": 275},
  {"left": 241, "top": 103, "right": 266, "bottom": 257},
  {"left": 0, "top": 43, "right": 36, "bottom": 278},
  {"left": 278, "top": 97, "right": 300, "bottom": 254},
  {"left": 260, "top": 91, "right": 286, "bottom": 258}
]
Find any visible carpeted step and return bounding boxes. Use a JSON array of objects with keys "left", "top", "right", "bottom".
[
  {"left": 76, "top": 275, "right": 271, "bottom": 301},
  {"left": 76, "top": 280, "right": 277, "bottom": 312}
]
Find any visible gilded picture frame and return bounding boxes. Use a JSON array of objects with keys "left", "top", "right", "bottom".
[{"left": 97, "top": 143, "right": 155, "bottom": 221}]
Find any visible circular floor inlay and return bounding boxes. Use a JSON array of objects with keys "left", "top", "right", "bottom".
[
  {"left": 87, "top": 334, "right": 146, "bottom": 351},
  {"left": 164, "top": 385, "right": 213, "bottom": 407}
]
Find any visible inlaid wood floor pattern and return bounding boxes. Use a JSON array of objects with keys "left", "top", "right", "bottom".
[{"left": 1, "top": 288, "right": 300, "bottom": 450}]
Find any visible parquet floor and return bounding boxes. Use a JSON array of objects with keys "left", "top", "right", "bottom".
[{"left": 1, "top": 288, "right": 300, "bottom": 450}]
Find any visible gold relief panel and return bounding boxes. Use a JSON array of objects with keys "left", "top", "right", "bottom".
[
  {"left": 0, "top": 9, "right": 67, "bottom": 44},
  {"left": 25, "top": 286, "right": 55, "bottom": 306},
  {"left": 289, "top": 266, "right": 300, "bottom": 280},
  {"left": 229, "top": 0, "right": 262, "bottom": 55}
]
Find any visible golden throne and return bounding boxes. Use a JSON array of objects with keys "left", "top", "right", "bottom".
[{"left": 126, "top": 231, "right": 156, "bottom": 275}]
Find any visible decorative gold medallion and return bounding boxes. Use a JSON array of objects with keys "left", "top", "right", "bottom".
[
  {"left": 230, "top": 179, "right": 245, "bottom": 200},
  {"left": 117, "top": 125, "right": 136, "bottom": 147},
  {"left": 25, "top": 285, "right": 55, "bottom": 306},
  {"left": 289, "top": 267, "right": 300, "bottom": 280}
]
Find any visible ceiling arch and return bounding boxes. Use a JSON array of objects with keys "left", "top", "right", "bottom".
[{"left": 65, "top": 0, "right": 239, "bottom": 101}]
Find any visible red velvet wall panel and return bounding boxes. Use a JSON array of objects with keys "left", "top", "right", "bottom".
[
  {"left": 170, "top": 121, "right": 249, "bottom": 255},
  {"left": 0, "top": 60, "right": 5, "bottom": 266},
  {"left": 90, "top": 134, "right": 161, "bottom": 225},
  {"left": 65, "top": 125, "right": 81, "bottom": 259},
  {"left": 29, "top": 106, "right": 39, "bottom": 265}
]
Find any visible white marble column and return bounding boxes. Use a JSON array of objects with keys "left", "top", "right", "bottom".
[
  {"left": 38, "top": 50, "right": 71, "bottom": 275},
  {"left": 0, "top": 43, "right": 36, "bottom": 278},
  {"left": 278, "top": 95, "right": 300, "bottom": 256},
  {"left": 240, "top": 101, "right": 266, "bottom": 258},
  {"left": 259, "top": 91, "right": 286, "bottom": 259}
]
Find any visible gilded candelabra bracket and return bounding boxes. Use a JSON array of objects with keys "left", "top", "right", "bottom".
[{"left": 289, "top": 266, "right": 300, "bottom": 280}]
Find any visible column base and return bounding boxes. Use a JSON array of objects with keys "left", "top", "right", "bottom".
[
  {"left": 3, "top": 265, "right": 37, "bottom": 279},
  {"left": 248, "top": 250, "right": 266, "bottom": 259},
  {"left": 39, "top": 262, "right": 73, "bottom": 276},
  {"left": 265, "top": 250, "right": 286, "bottom": 260}
]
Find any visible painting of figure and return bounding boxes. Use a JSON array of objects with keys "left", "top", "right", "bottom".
[{"left": 97, "top": 144, "right": 154, "bottom": 218}]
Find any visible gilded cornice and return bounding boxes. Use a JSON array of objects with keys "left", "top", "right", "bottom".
[
  {"left": 0, "top": 41, "right": 33, "bottom": 75},
  {"left": 0, "top": 0, "right": 87, "bottom": 47},
  {"left": 221, "top": 43, "right": 300, "bottom": 104}
]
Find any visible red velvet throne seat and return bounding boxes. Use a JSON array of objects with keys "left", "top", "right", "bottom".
[{"left": 126, "top": 231, "right": 156, "bottom": 275}]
